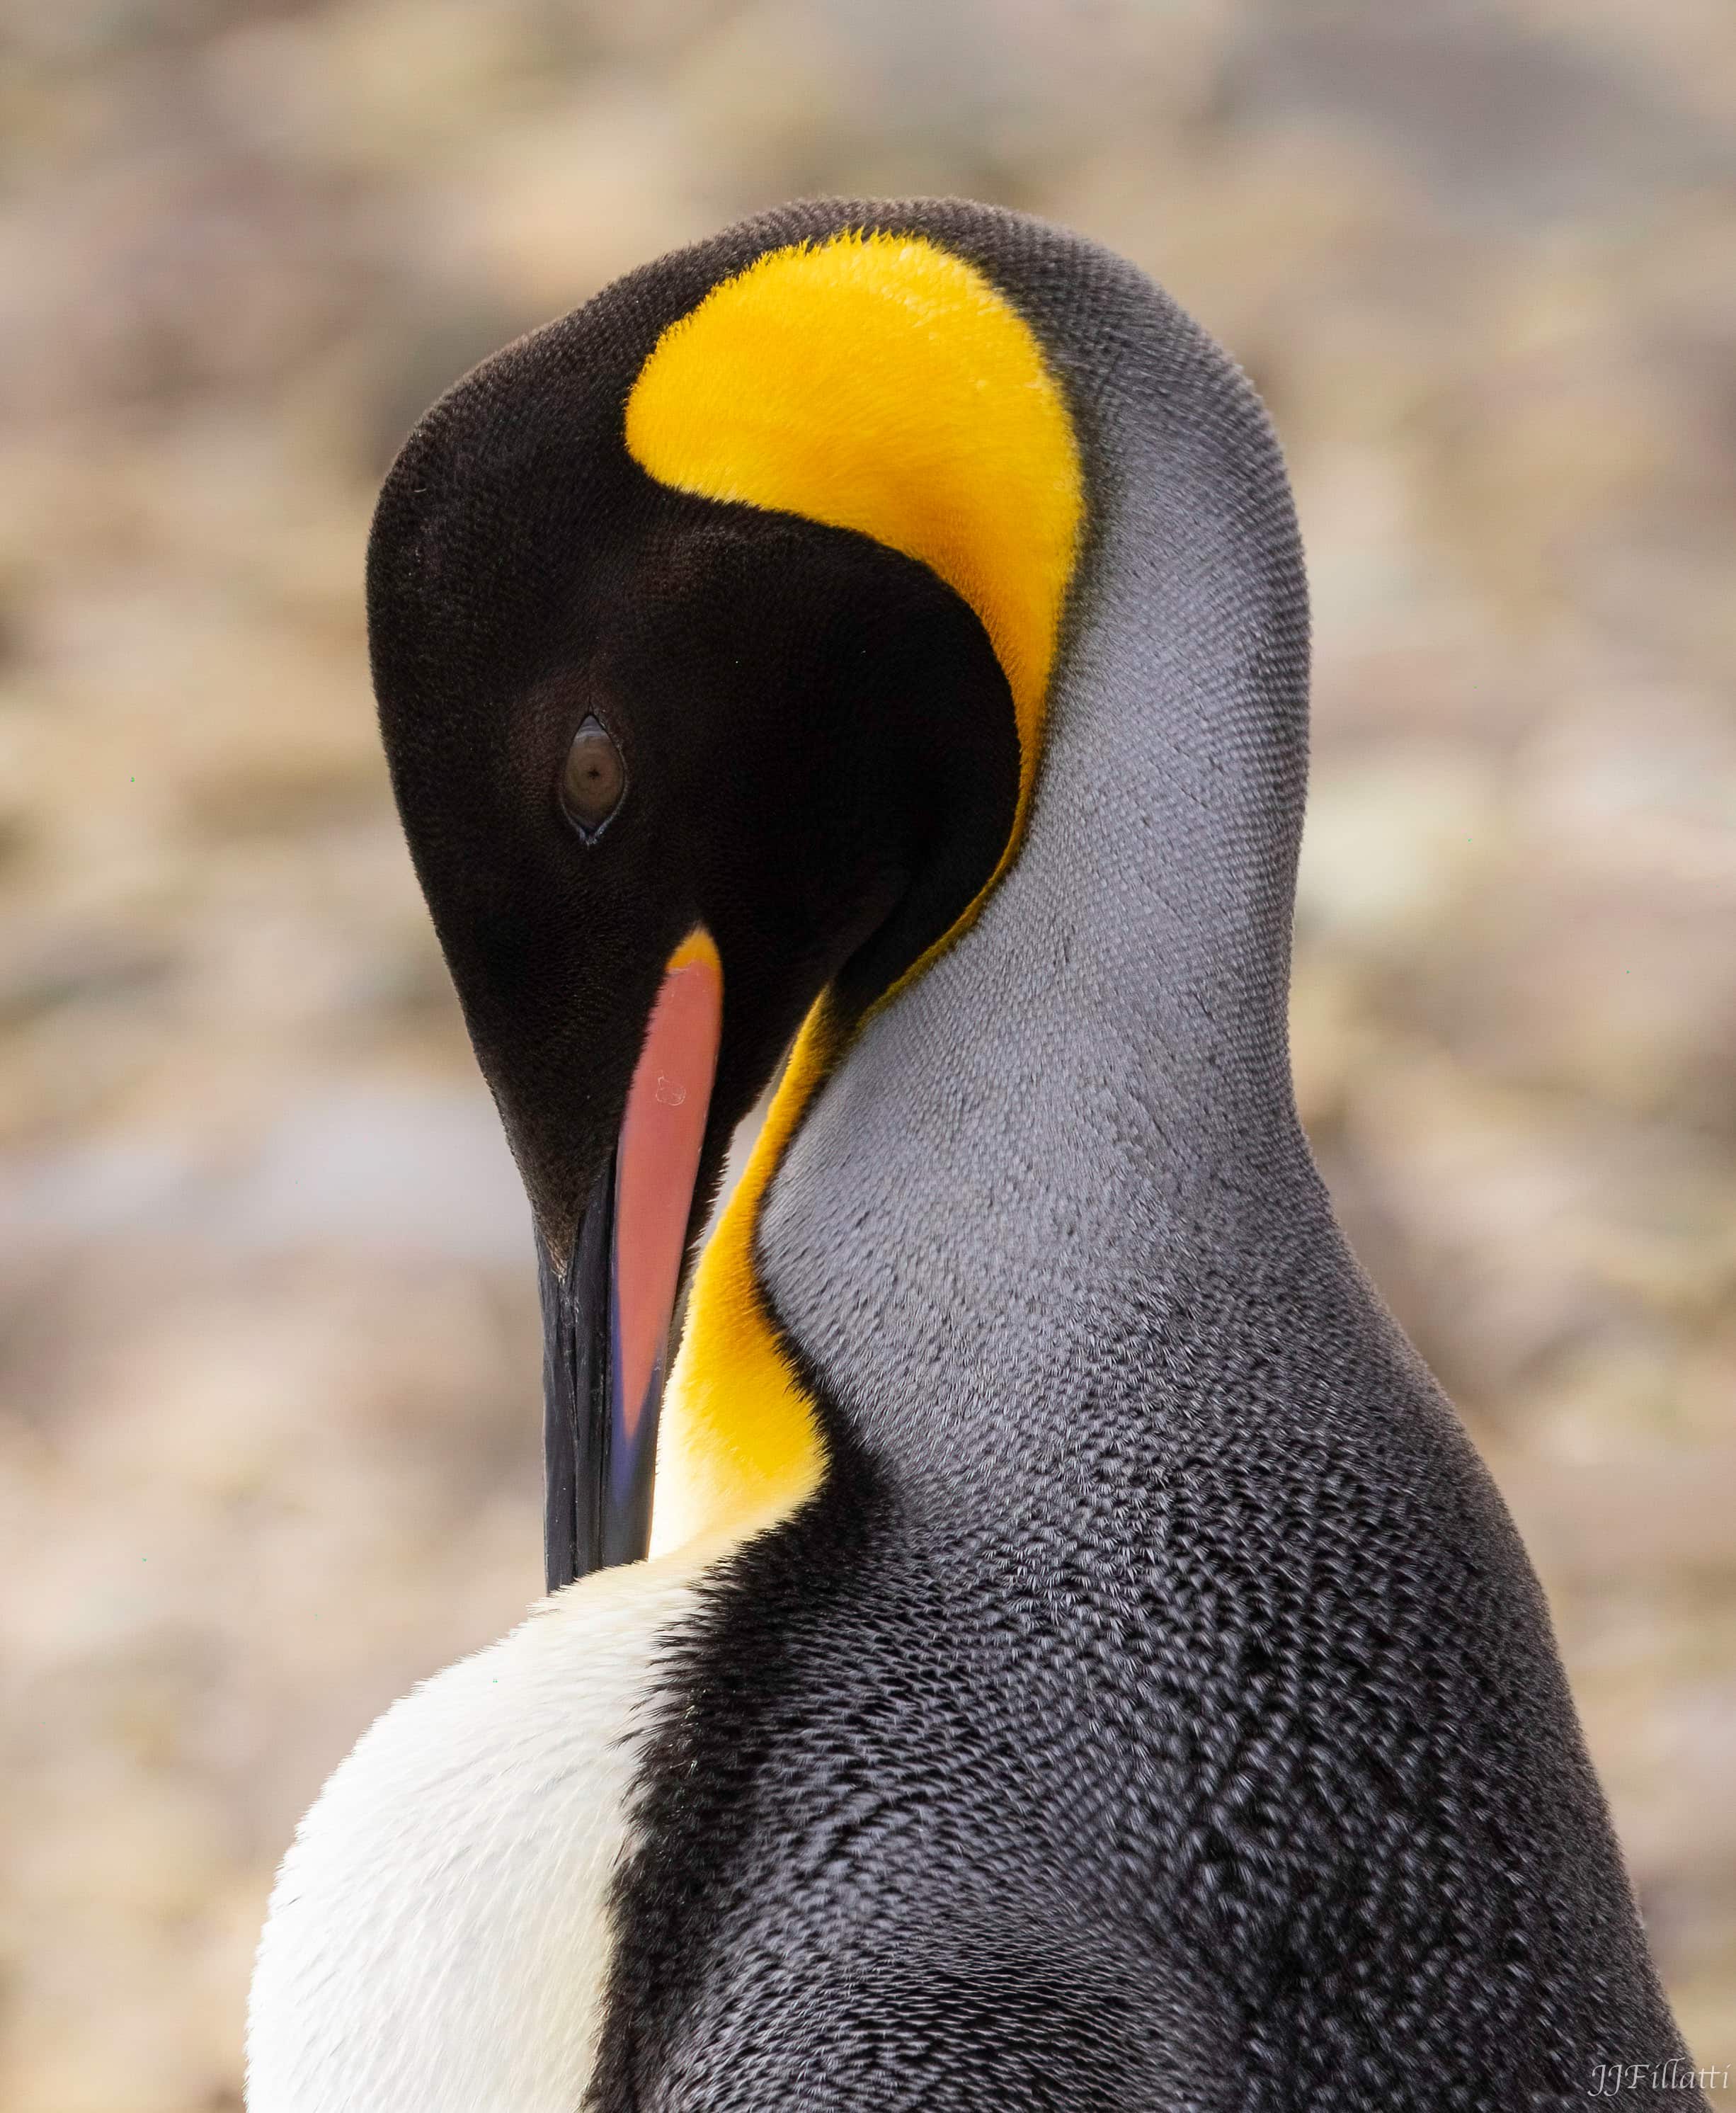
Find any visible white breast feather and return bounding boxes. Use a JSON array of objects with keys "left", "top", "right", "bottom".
[{"left": 246, "top": 1553, "right": 709, "bottom": 2112}]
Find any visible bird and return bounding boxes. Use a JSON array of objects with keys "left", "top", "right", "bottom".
[{"left": 246, "top": 198, "right": 1698, "bottom": 2112}]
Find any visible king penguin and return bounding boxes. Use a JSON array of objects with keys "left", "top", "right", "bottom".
[{"left": 246, "top": 199, "right": 1699, "bottom": 2111}]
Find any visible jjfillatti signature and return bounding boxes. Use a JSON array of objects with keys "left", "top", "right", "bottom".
[{"left": 1590, "top": 2059, "right": 1728, "bottom": 2096}]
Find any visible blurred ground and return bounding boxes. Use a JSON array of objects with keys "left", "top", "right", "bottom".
[{"left": 1, "top": 1, "right": 1732, "bottom": 2105}]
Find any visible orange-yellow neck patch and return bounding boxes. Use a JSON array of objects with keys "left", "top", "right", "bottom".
[{"left": 632, "top": 229, "right": 1082, "bottom": 1561}]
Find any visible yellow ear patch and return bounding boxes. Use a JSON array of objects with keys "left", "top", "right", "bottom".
[
  {"left": 633, "top": 229, "right": 1081, "bottom": 1563},
  {"left": 624, "top": 229, "right": 1082, "bottom": 812}
]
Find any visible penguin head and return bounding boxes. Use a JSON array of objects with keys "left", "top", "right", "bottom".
[{"left": 365, "top": 215, "right": 1083, "bottom": 1581}]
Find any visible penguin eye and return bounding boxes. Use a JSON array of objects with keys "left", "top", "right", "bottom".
[{"left": 560, "top": 716, "right": 627, "bottom": 838}]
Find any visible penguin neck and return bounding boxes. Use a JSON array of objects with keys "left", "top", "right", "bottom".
[
  {"left": 1015, "top": 380, "right": 1310, "bottom": 1172},
  {"left": 759, "top": 298, "right": 1320, "bottom": 1488}
]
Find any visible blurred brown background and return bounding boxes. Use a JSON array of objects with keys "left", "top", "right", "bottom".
[{"left": 2, "top": 1, "right": 1732, "bottom": 2105}]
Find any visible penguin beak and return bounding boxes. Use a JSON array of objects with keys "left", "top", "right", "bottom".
[{"left": 539, "top": 930, "right": 723, "bottom": 1590}]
